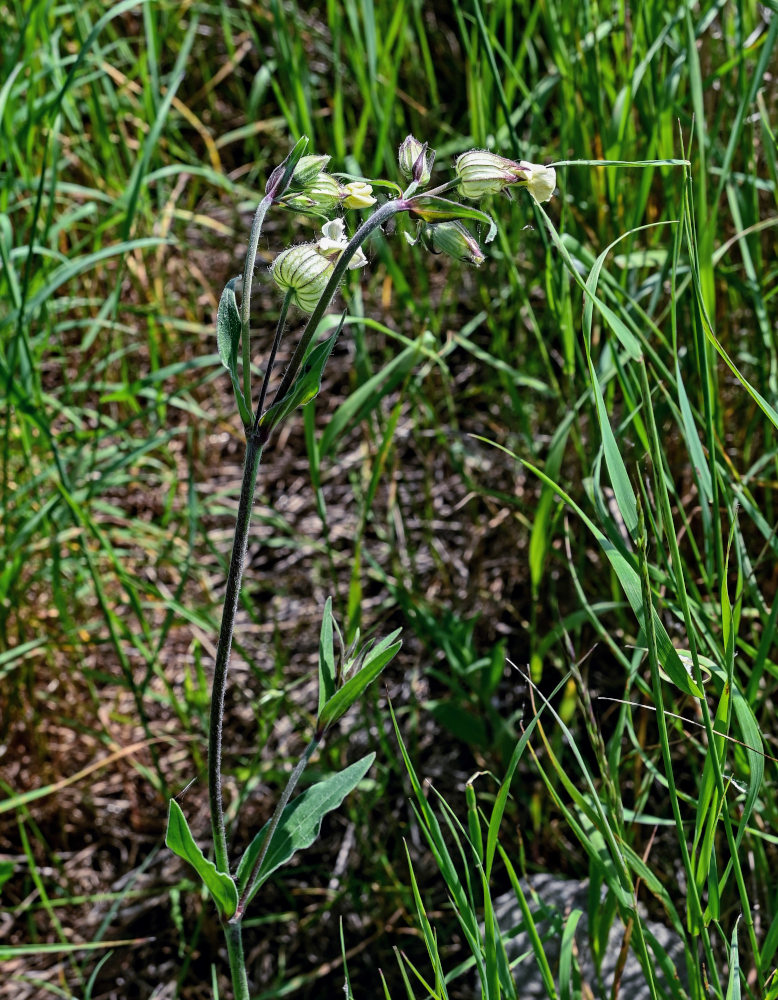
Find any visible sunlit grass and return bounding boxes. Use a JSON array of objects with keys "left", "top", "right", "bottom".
[{"left": 1, "top": 0, "right": 777, "bottom": 997}]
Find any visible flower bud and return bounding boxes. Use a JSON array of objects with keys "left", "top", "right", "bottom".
[
  {"left": 271, "top": 244, "right": 334, "bottom": 313},
  {"left": 398, "top": 135, "right": 434, "bottom": 185},
  {"left": 279, "top": 172, "right": 342, "bottom": 215},
  {"left": 340, "top": 180, "right": 376, "bottom": 209},
  {"left": 292, "top": 154, "right": 332, "bottom": 186},
  {"left": 425, "top": 221, "right": 485, "bottom": 266}
]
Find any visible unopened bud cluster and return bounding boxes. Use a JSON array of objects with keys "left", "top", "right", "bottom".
[{"left": 277, "top": 155, "right": 376, "bottom": 216}]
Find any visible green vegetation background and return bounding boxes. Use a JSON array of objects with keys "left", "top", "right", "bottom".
[{"left": 1, "top": 1, "right": 777, "bottom": 998}]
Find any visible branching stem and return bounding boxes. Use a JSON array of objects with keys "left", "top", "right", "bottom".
[
  {"left": 233, "top": 735, "right": 321, "bottom": 920},
  {"left": 271, "top": 198, "right": 407, "bottom": 408}
]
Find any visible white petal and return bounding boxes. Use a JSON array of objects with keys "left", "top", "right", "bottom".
[
  {"left": 525, "top": 164, "right": 556, "bottom": 204},
  {"left": 347, "top": 247, "right": 369, "bottom": 269},
  {"left": 321, "top": 218, "right": 346, "bottom": 242}
]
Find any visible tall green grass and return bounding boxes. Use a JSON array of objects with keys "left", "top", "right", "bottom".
[{"left": 1, "top": 0, "right": 777, "bottom": 997}]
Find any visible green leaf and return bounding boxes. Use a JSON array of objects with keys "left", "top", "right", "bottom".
[
  {"left": 318, "top": 597, "right": 337, "bottom": 716},
  {"left": 675, "top": 358, "right": 713, "bottom": 503},
  {"left": 165, "top": 800, "right": 238, "bottom": 919},
  {"left": 559, "top": 909, "right": 584, "bottom": 1000},
  {"left": 217, "top": 278, "right": 241, "bottom": 372},
  {"left": 260, "top": 321, "right": 342, "bottom": 434},
  {"left": 216, "top": 277, "right": 252, "bottom": 425},
  {"left": 318, "top": 629, "right": 401, "bottom": 730},
  {"left": 407, "top": 195, "right": 497, "bottom": 243},
  {"left": 236, "top": 753, "right": 376, "bottom": 906},
  {"left": 725, "top": 915, "right": 742, "bottom": 1000}
]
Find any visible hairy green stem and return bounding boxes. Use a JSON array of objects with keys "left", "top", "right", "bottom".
[
  {"left": 208, "top": 189, "right": 278, "bottom": 874},
  {"left": 254, "top": 288, "right": 293, "bottom": 433},
  {"left": 224, "top": 918, "right": 250, "bottom": 1000},
  {"left": 208, "top": 433, "right": 264, "bottom": 874}
]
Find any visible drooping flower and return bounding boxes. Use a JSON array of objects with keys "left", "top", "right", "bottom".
[
  {"left": 522, "top": 163, "right": 557, "bottom": 204},
  {"left": 455, "top": 150, "right": 556, "bottom": 203}
]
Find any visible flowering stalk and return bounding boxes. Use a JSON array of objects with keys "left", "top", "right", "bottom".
[
  {"left": 207, "top": 140, "right": 311, "bottom": 871},
  {"left": 168, "top": 132, "right": 557, "bottom": 1000}
]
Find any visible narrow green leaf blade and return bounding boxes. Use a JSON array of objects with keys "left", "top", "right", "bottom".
[
  {"left": 319, "top": 634, "right": 402, "bottom": 730},
  {"left": 236, "top": 753, "right": 375, "bottom": 905},
  {"left": 318, "top": 597, "right": 337, "bottom": 716},
  {"left": 726, "top": 916, "right": 742, "bottom": 1000},
  {"left": 165, "top": 800, "right": 238, "bottom": 918},
  {"left": 216, "top": 278, "right": 241, "bottom": 373},
  {"left": 407, "top": 195, "right": 497, "bottom": 242},
  {"left": 675, "top": 359, "right": 713, "bottom": 503},
  {"left": 260, "top": 321, "right": 342, "bottom": 434}
]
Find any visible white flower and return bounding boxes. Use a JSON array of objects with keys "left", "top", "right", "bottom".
[
  {"left": 316, "top": 219, "right": 368, "bottom": 269},
  {"left": 316, "top": 218, "right": 348, "bottom": 254},
  {"left": 340, "top": 181, "right": 376, "bottom": 209}
]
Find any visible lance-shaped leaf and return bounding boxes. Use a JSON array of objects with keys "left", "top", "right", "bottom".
[
  {"left": 318, "top": 629, "right": 402, "bottom": 731},
  {"left": 259, "top": 318, "right": 343, "bottom": 435},
  {"left": 265, "top": 134, "right": 309, "bottom": 201},
  {"left": 165, "top": 800, "right": 238, "bottom": 919},
  {"left": 216, "top": 278, "right": 252, "bottom": 425},
  {"left": 236, "top": 753, "right": 375, "bottom": 907},
  {"left": 406, "top": 195, "right": 497, "bottom": 243},
  {"left": 318, "top": 597, "right": 337, "bottom": 717}
]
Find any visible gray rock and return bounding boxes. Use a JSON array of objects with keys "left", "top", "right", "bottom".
[{"left": 488, "top": 873, "right": 687, "bottom": 999}]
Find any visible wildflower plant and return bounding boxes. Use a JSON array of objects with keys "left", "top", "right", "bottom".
[{"left": 165, "top": 135, "right": 556, "bottom": 998}]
